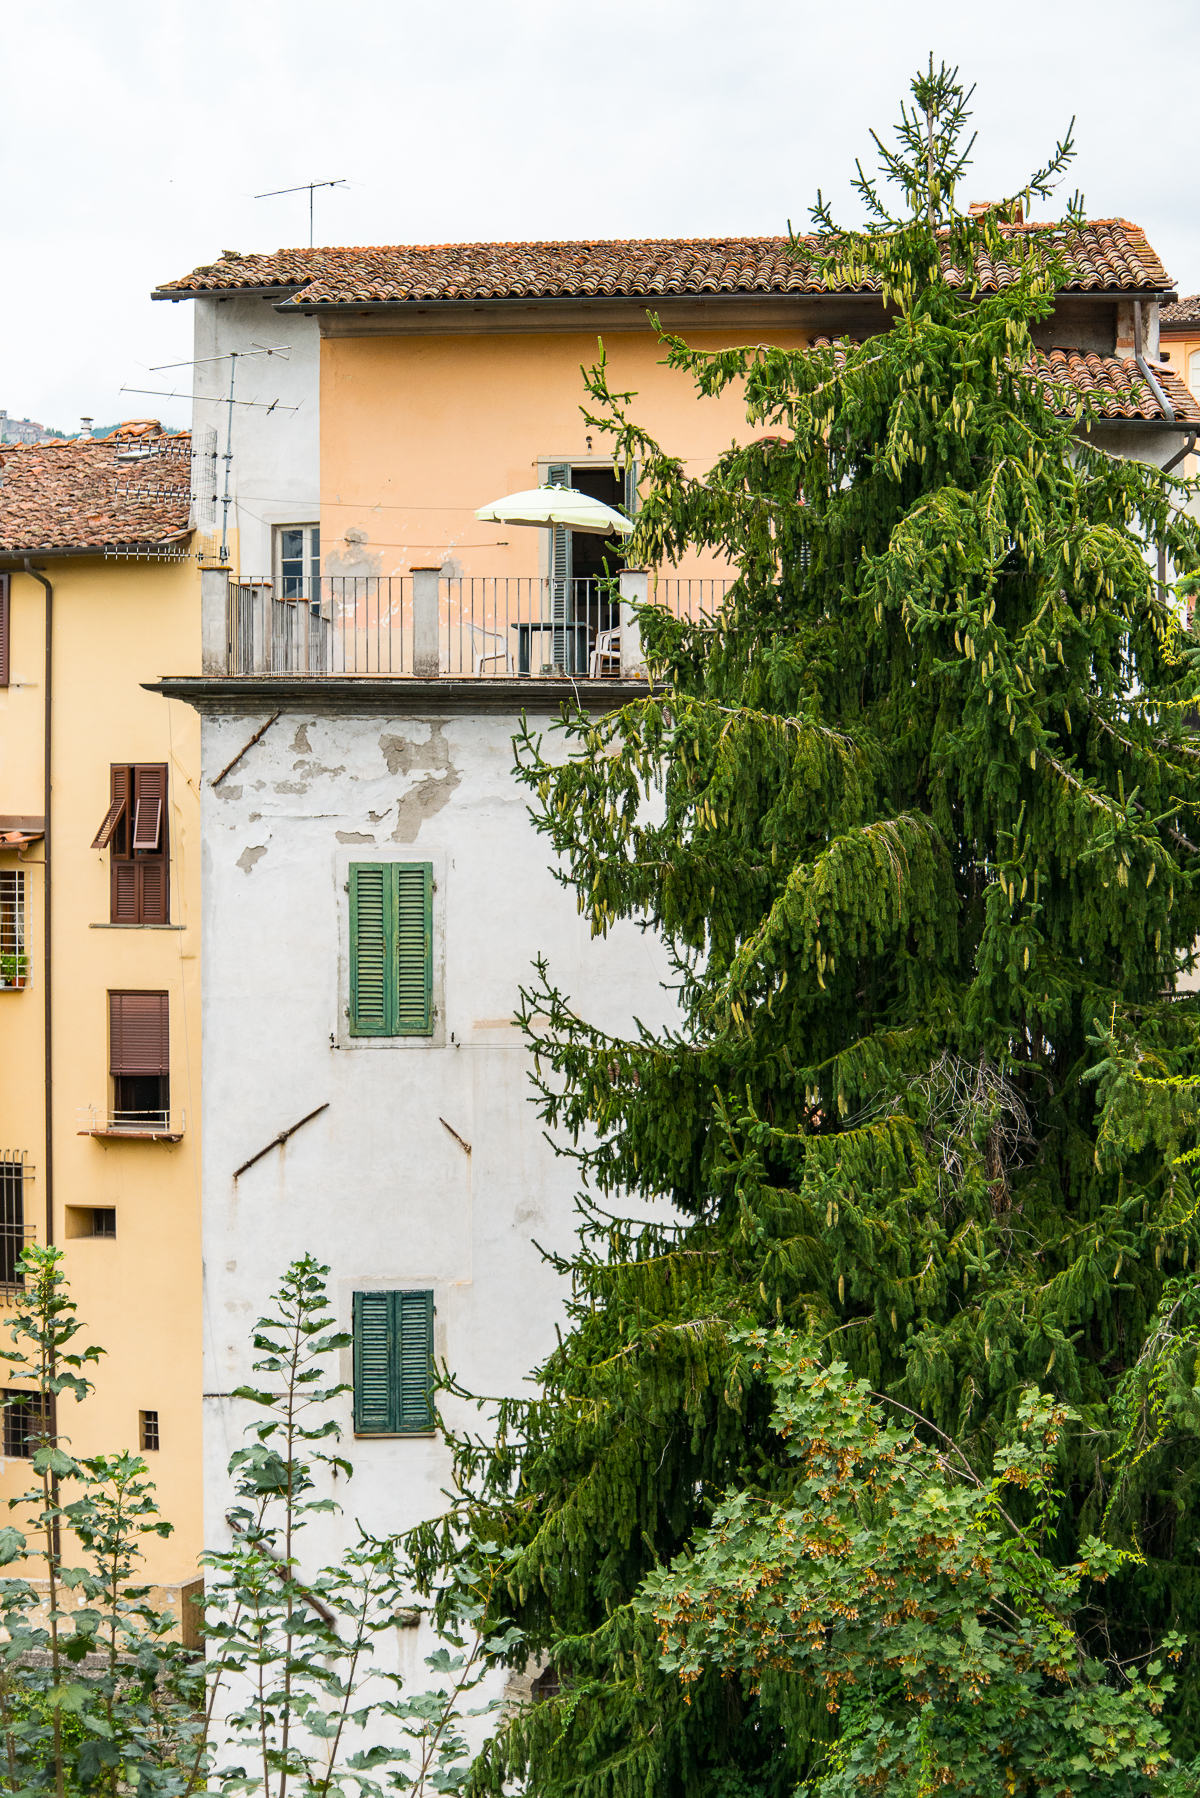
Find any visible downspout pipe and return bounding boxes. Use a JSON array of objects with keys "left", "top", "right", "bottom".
[
  {"left": 1133, "top": 300, "right": 1175, "bottom": 424},
  {"left": 23, "top": 561, "right": 53, "bottom": 1249}
]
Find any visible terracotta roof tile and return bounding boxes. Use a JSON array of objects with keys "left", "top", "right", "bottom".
[
  {"left": 808, "top": 339, "right": 1200, "bottom": 426},
  {"left": 1032, "top": 348, "right": 1200, "bottom": 423},
  {"left": 0, "top": 424, "right": 193, "bottom": 553},
  {"left": 153, "top": 221, "right": 1171, "bottom": 308},
  {"left": 1161, "top": 294, "right": 1200, "bottom": 329}
]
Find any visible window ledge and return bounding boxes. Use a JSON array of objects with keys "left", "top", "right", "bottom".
[
  {"left": 352, "top": 1431, "right": 436, "bottom": 1440},
  {"left": 78, "top": 1127, "right": 184, "bottom": 1142},
  {"left": 89, "top": 923, "right": 184, "bottom": 931}
]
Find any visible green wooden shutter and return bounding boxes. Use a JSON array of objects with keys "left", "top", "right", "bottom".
[
  {"left": 547, "top": 462, "right": 572, "bottom": 670},
  {"left": 394, "top": 864, "right": 432, "bottom": 1035},
  {"left": 352, "top": 1290, "right": 435, "bottom": 1434},
  {"left": 350, "top": 863, "right": 432, "bottom": 1038},
  {"left": 396, "top": 1290, "right": 435, "bottom": 1431},
  {"left": 353, "top": 1291, "right": 395, "bottom": 1432},
  {"left": 349, "top": 863, "right": 394, "bottom": 1035}
]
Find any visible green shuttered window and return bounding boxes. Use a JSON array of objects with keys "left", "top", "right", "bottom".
[
  {"left": 352, "top": 1290, "right": 435, "bottom": 1434},
  {"left": 349, "top": 862, "right": 433, "bottom": 1036}
]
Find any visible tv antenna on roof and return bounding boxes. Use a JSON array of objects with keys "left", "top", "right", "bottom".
[
  {"left": 130, "top": 343, "right": 295, "bottom": 562},
  {"left": 255, "top": 179, "right": 348, "bottom": 247}
]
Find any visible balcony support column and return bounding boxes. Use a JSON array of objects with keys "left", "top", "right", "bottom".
[
  {"left": 201, "top": 564, "right": 232, "bottom": 676},
  {"left": 619, "top": 569, "right": 648, "bottom": 679},
  {"left": 413, "top": 568, "right": 441, "bottom": 677}
]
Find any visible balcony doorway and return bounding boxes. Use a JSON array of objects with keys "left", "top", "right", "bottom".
[{"left": 567, "top": 466, "right": 625, "bottom": 649}]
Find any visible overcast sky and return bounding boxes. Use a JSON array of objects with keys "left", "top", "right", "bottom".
[{"left": 4, "top": 0, "right": 1198, "bottom": 436}]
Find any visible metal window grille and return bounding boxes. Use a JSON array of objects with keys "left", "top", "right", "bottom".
[
  {"left": 3, "top": 1388, "right": 48, "bottom": 1458},
  {"left": 140, "top": 1410, "right": 160, "bottom": 1452},
  {"left": 0, "top": 872, "right": 26, "bottom": 990},
  {"left": 91, "top": 1209, "right": 116, "bottom": 1238},
  {"left": 0, "top": 1157, "right": 28, "bottom": 1288}
]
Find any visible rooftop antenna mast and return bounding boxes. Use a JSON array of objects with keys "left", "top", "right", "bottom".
[
  {"left": 255, "top": 179, "right": 348, "bottom": 247},
  {"left": 145, "top": 344, "right": 292, "bottom": 561}
]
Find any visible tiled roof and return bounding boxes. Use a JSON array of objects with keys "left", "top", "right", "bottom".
[
  {"left": 809, "top": 338, "right": 1200, "bottom": 426},
  {"left": 153, "top": 221, "right": 1171, "bottom": 308},
  {"left": 0, "top": 422, "right": 193, "bottom": 553},
  {"left": 1032, "top": 349, "right": 1200, "bottom": 423},
  {"left": 1161, "top": 294, "right": 1200, "bottom": 329}
]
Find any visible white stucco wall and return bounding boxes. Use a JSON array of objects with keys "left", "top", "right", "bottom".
[
  {"left": 190, "top": 295, "right": 320, "bottom": 578},
  {"left": 198, "top": 697, "right": 678, "bottom": 1708}
]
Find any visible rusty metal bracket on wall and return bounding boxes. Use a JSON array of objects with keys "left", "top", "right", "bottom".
[
  {"left": 211, "top": 711, "right": 280, "bottom": 788},
  {"left": 233, "top": 1103, "right": 329, "bottom": 1180}
]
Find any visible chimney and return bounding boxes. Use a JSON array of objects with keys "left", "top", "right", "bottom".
[{"left": 79, "top": 417, "right": 94, "bottom": 440}]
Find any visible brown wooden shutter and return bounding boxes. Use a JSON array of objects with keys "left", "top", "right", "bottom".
[
  {"left": 109, "top": 992, "right": 169, "bottom": 1075},
  {"left": 0, "top": 576, "right": 10, "bottom": 690},
  {"left": 132, "top": 766, "right": 164, "bottom": 851},
  {"left": 108, "top": 768, "right": 132, "bottom": 859},
  {"left": 91, "top": 796, "right": 126, "bottom": 851},
  {"left": 105, "top": 766, "right": 168, "bottom": 924},
  {"left": 111, "top": 863, "right": 139, "bottom": 922},
  {"left": 138, "top": 860, "right": 167, "bottom": 924}
]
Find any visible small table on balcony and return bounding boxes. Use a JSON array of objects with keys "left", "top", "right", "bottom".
[{"left": 512, "top": 620, "right": 592, "bottom": 675}]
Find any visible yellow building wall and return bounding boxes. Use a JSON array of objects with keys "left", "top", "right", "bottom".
[
  {"left": 0, "top": 556, "right": 202, "bottom": 1587},
  {"left": 319, "top": 325, "right": 810, "bottom": 580}
]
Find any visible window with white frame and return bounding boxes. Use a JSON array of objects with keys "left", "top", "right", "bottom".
[
  {"left": 276, "top": 525, "right": 321, "bottom": 600},
  {"left": 0, "top": 872, "right": 26, "bottom": 990}
]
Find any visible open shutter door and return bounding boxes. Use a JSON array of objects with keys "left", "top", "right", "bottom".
[
  {"left": 547, "top": 462, "right": 572, "bottom": 669},
  {"left": 396, "top": 1290, "right": 434, "bottom": 1431},
  {"left": 0, "top": 575, "right": 10, "bottom": 690},
  {"left": 132, "top": 766, "right": 165, "bottom": 852},
  {"left": 349, "top": 864, "right": 392, "bottom": 1035},
  {"left": 353, "top": 1291, "right": 396, "bottom": 1433},
  {"left": 394, "top": 863, "right": 432, "bottom": 1034},
  {"left": 110, "top": 992, "right": 169, "bottom": 1075},
  {"left": 91, "top": 796, "right": 126, "bottom": 851}
]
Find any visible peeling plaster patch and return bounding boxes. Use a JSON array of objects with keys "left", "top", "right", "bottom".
[
  {"left": 336, "top": 831, "right": 375, "bottom": 844},
  {"left": 393, "top": 772, "right": 460, "bottom": 842},
  {"left": 274, "top": 780, "right": 311, "bottom": 795},
  {"left": 291, "top": 761, "right": 346, "bottom": 781},
  {"left": 368, "top": 807, "right": 392, "bottom": 824},
  {"left": 291, "top": 723, "right": 313, "bottom": 754},
  {"left": 237, "top": 845, "right": 268, "bottom": 874},
  {"left": 440, "top": 553, "right": 463, "bottom": 579},
  {"left": 379, "top": 722, "right": 453, "bottom": 778},
  {"left": 326, "top": 526, "right": 382, "bottom": 580},
  {"left": 249, "top": 812, "right": 262, "bottom": 822},
  {"left": 214, "top": 783, "right": 243, "bottom": 803}
]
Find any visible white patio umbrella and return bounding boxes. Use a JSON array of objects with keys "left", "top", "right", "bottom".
[{"left": 475, "top": 485, "right": 634, "bottom": 536}]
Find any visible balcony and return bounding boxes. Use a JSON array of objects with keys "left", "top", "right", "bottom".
[
  {"left": 221, "top": 574, "right": 731, "bottom": 680},
  {"left": 77, "top": 1106, "right": 186, "bottom": 1143}
]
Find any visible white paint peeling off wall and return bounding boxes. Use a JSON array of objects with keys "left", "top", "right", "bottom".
[
  {"left": 199, "top": 702, "right": 679, "bottom": 1717},
  {"left": 191, "top": 297, "right": 320, "bottom": 578}
]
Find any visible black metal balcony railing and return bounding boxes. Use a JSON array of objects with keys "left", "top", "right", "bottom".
[{"left": 224, "top": 576, "right": 732, "bottom": 678}]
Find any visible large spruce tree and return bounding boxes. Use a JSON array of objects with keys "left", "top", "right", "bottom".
[{"left": 422, "top": 64, "right": 1200, "bottom": 1796}]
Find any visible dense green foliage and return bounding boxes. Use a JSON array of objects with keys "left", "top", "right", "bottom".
[
  {"left": 0, "top": 1245, "right": 201, "bottom": 1798},
  {"left": 647, "top": 1334, "right": 1181, "bottom": 1796},
  {"left": 414, "top": 64, "right": 1200, "bottom": 1798}
]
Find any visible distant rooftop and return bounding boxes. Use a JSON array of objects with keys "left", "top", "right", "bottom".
[
  {"left": 1161, "top": 294, "right": 1200, "bottom": 329},
  {"left": 0, "top": 421, "right": 192, "bottom": 555}
]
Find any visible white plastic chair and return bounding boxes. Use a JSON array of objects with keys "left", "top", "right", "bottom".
[
  {"left": 471, "top": 627, "right": 513, "bottom": 675},
  {"left": 588, "top": 628, "right": 621, "bottom": 678}
]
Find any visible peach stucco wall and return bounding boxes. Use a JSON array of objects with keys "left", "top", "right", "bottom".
[
  {"left": 0, "top": 558, "right": 202, "bottom": 1590},
  {"left": 318, "top": 326, "right": 810, "bottom": 581}
]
